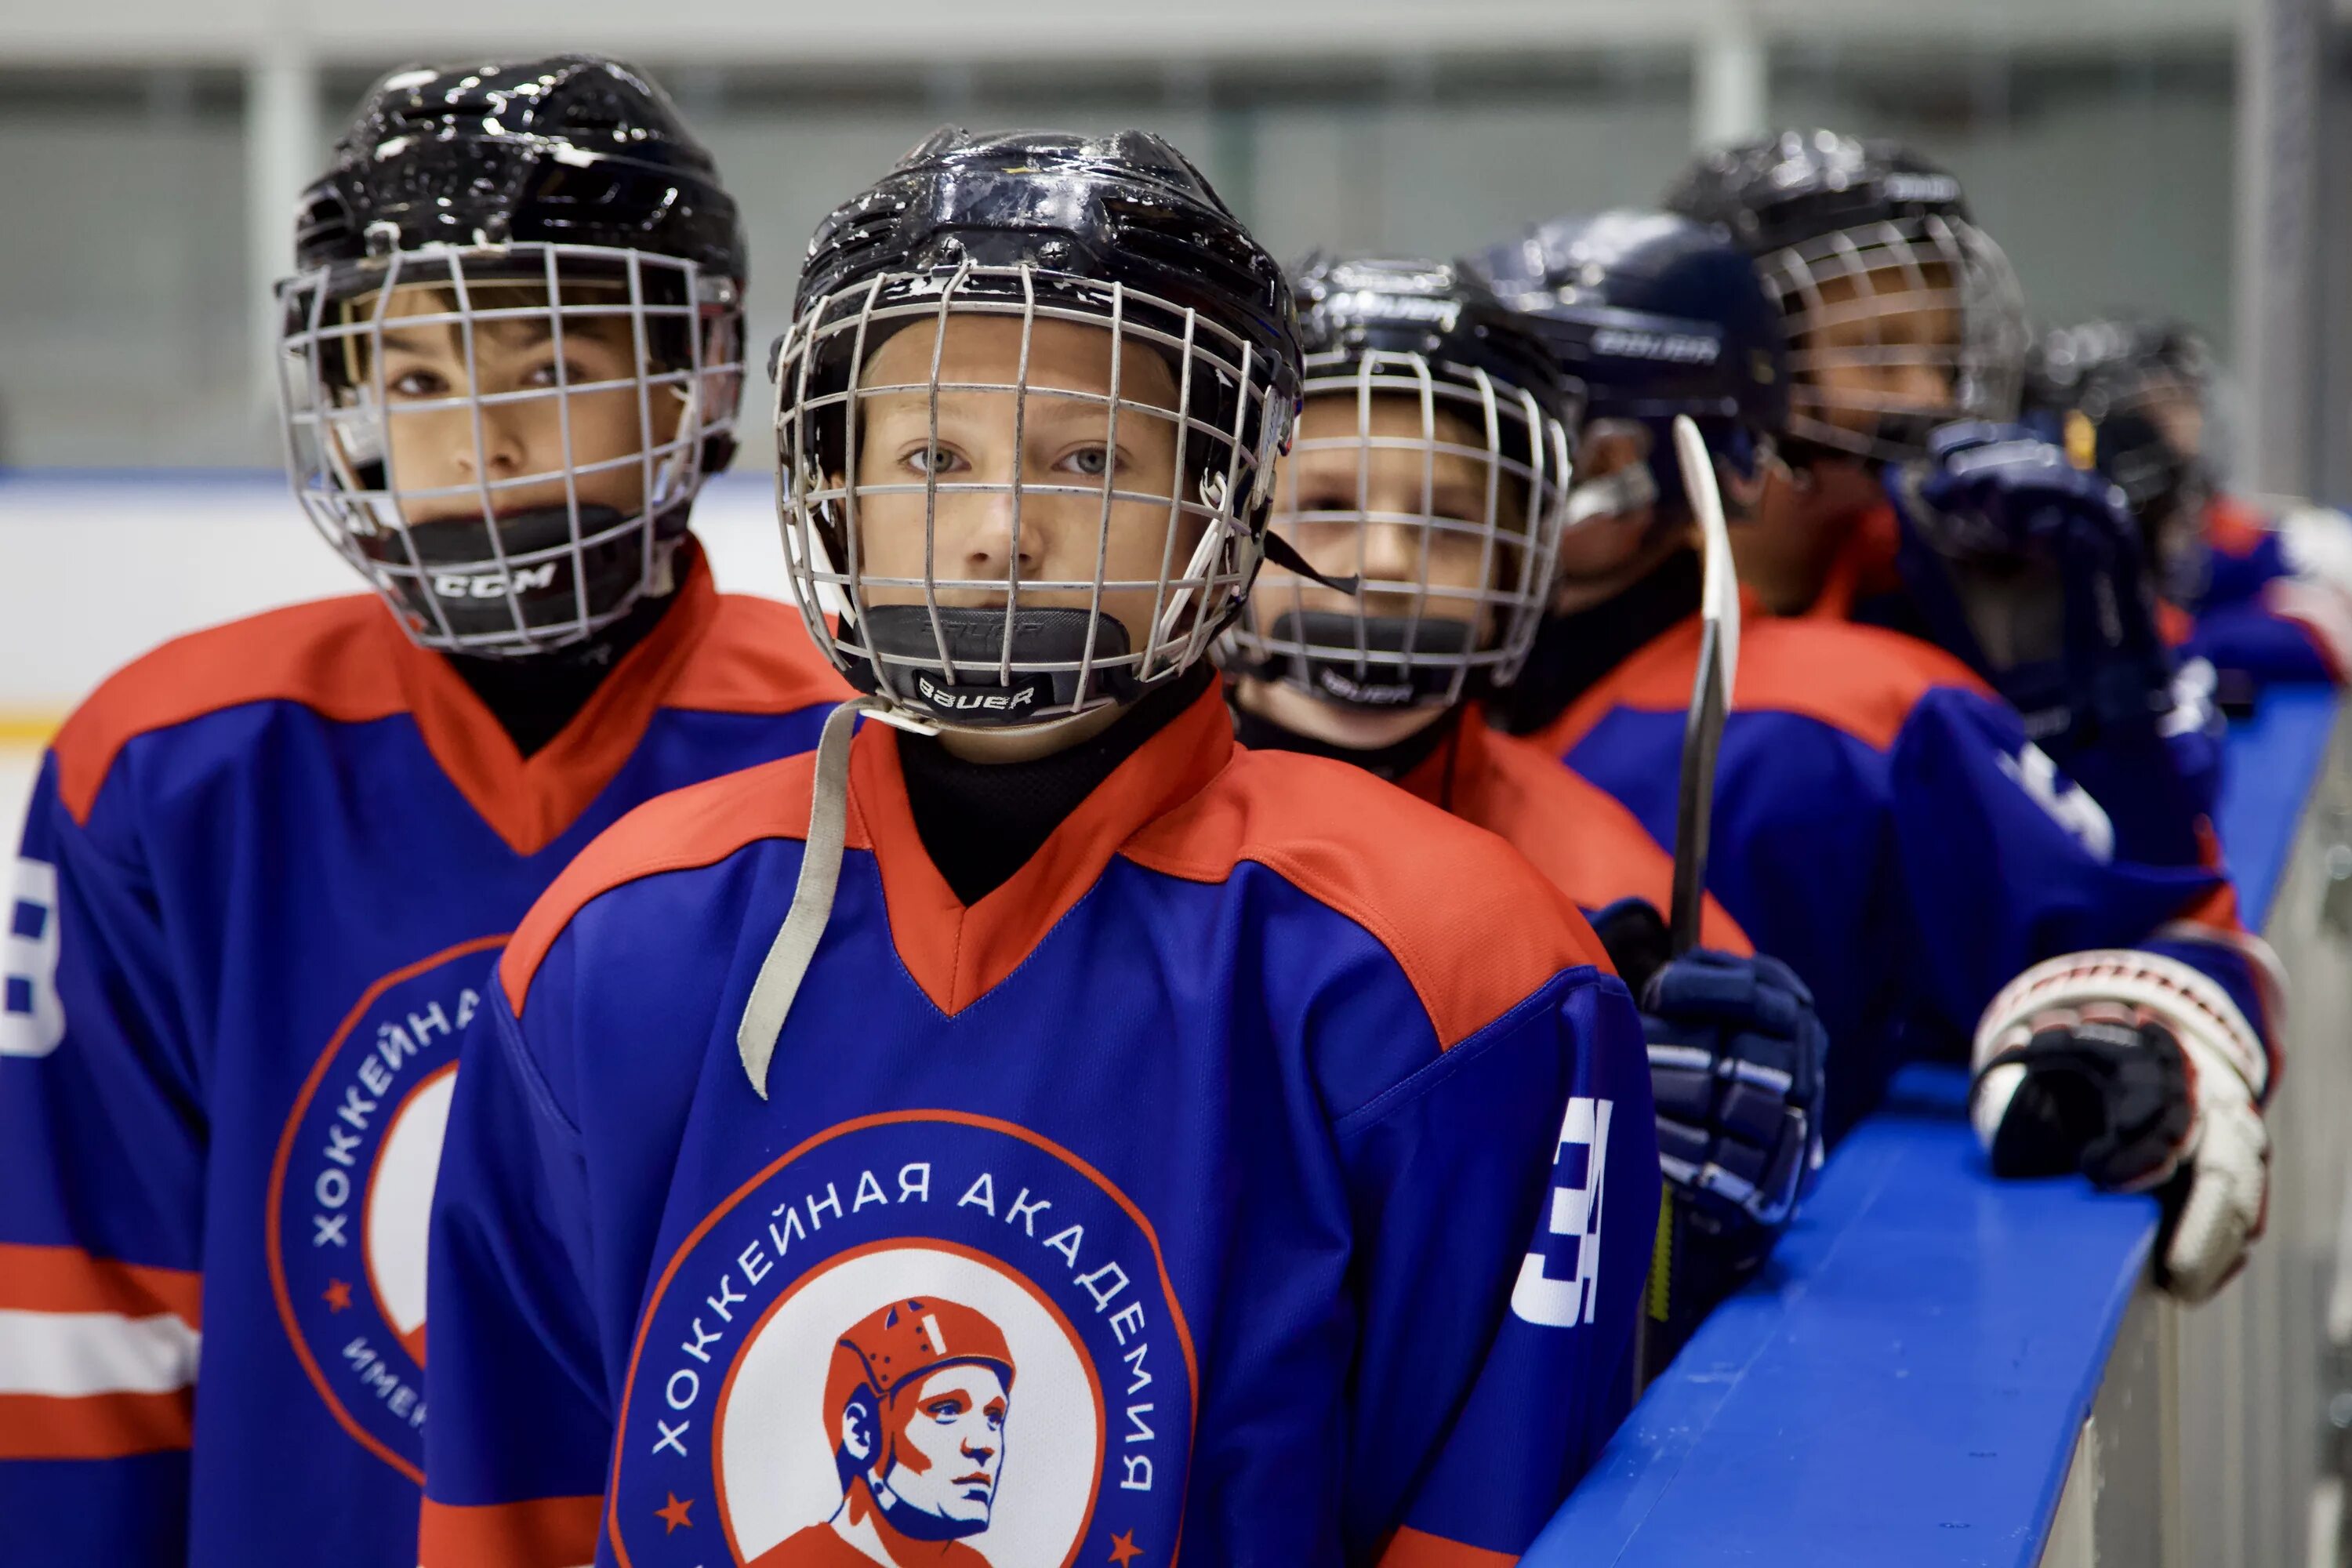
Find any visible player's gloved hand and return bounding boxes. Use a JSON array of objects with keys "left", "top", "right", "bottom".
[
  {"left": 1887, "top": 422, "right": 2175, "bottom": 738},
  {"left": 1641, "top": 945, "right": 1828, "bottom": 1254},
  {"left": 1899, "top": 420, "right": 2129, "bottom": 537},
  {"left": 1971, "top": 951, "right": 2271, "bottom": 1304}
]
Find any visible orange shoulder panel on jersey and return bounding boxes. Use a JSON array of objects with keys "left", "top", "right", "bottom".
[
  {"left": 418, "top": 1495, "right": 601, "bottom": 1568},
  {"left": 1537, "top": 612, "right": 1994, "bottom": 758},
  {"left": 1461, "top": 726, "right": 1752, "bottom": 956},
  {"left": 1123, "top": 746, "right": 1614, "bottom": 1051},
  {"left": 50, "top": 595, "right": 398, "bottom": 826},
  {"left": 2204, "top": 494, "right": 2272, "bottom": 557},
  {"left": 666, "top": 593, "right": 856, "bottom": 715},
  {"left": 1377, "top": 1523, "right": 1519, "bottom": 1566},
  {"left": 499, "top": 750, "right": 826, "bottom": 1014}
]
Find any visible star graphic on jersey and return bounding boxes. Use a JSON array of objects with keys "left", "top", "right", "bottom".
[
  {"left": 1108, "top": 1531, "right": 1144, "bottom": 1565},
  {"left": 322, "top": 1279, "right": 353, "bottom": 1312},
  {"left": 656, "top": 1493, "right": 693, "bottom": 1534}
]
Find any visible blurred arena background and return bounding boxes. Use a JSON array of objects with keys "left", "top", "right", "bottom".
[
  {"left": 3, "top": 3, "right": 2351, "bottom": 1561},
  {"left": 7, "top": 0, "right": 2323, "bottom": 833}
]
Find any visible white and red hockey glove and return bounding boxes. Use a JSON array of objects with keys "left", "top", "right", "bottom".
[{"left": 1969, "top": 949, "right": 2272, "bottom": 1304}]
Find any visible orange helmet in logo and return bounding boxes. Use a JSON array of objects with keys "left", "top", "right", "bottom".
[{"left": 823, "top": 1297, "right": 1016, "bottom": 1436}]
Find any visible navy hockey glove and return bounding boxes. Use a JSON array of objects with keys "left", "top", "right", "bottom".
[
  {"left": 1886, "top": 422, "right": 2176, "bottom": 742},
  {"left": 1643, "top": 946, "right": 1828, "bottom": 1249},
  {"left": 1625, "top": 937, "right": 1828, "bottom": 1379},
  {"left": 1971, "top": 950, "right": 2271, "bottom": 1304}
]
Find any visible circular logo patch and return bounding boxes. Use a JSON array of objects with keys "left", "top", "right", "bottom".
[
  {"left": 612, "top": 1112, "right": 1196, "bottom": 1568},
  {"left": 265, "top": 935, "right": 503, "bottom": 1481}
]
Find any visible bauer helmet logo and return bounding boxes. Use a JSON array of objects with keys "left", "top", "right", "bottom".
[{"left": 914, "top": 675, "right": 1040, "bottom": 713}]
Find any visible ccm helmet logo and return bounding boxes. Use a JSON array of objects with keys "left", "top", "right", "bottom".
[
  {"left": 915, "top": 674, "right": 1040, "bottom": 713},
  {"left": 1591, "top": 328, "right": 1719, "bottom": 365},
  {"left": 431, "top": 563, "right": 557, "bottom": 599}
]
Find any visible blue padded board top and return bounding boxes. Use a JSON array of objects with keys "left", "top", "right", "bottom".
[{"left": 1529, "top": 685, "right": 2336, "bottom": 1566}]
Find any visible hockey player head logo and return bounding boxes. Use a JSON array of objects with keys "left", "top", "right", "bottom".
[{"left": 821, "top": 1298, "right": 1014, "bottom": 1544}]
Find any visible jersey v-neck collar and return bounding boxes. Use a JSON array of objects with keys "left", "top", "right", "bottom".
[
  {"left": 376, "top": 544, "right": 724, "bottom": 858},
  {"left": 844, "top": 682, "right": 1237, "bottom": 1017}
]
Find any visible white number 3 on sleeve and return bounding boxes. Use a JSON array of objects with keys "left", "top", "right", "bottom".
[
  {"left": 2, "top": 857, "right": 66, "bottom": 1058},
  {"left": 1511, "top": 1095, "right": 1613, "bottom": 1329}
]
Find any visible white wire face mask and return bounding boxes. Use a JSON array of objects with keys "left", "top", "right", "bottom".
[
  {"left": 775, "top": 262, "right": 1294, "bottom": 729},
  {"left": 278, "top": 242, "right": 744, "bottom": 657},
  {"left": 1766, "top": 213, "right": 2027, "bottom": 464},
  {"left": 1228, "top": 349, "right": 1573, "bottom": 711}
]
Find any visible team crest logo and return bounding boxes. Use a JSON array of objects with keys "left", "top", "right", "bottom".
[
  {"left": 265, "top": 935, "right": 503, "bottom": 1480},
  {"left": 612, "top": 1112, "right": 1195, "bottom": 1567}
]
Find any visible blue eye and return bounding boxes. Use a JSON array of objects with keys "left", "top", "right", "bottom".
[{"left": 1060, "top": 446, "right": 1112, "bottom": 477}]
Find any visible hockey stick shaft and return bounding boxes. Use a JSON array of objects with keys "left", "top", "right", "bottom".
[{"left": 1668, "top": 414, "right": 1740, "bottom": 958}]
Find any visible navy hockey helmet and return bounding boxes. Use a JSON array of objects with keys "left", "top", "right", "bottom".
[
  {"left": 1468, "top": 209, "right": 1784, "bottom": 526},
  {"left": 1224, "top": 255, "right": 1578, "bottom": 710},
  {"left": 277, "top": 55, "right": 747, "bottom": 656},
  {"left": 773, "top": 126, "right": 1303, "bottom": 728},
  {"left": 2024, "top": 317, "right": 2220, "bottom": 604},
  {"left": 1664, "top": 129, "right": 2027, "bottom": 465}
]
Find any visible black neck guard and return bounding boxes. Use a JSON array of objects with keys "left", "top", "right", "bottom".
[
  {"left": 1229, "top": 699, "right": 1461, "bottom": 785},
  {"left": 442, "top": 588, "right": 675, "bottom": 758},
  {"left": 898, "top": 665, "right": 1215, "bottom": 908},
  {"left": 1494, "top": 547, "right": 1702, "bottom": 736}
]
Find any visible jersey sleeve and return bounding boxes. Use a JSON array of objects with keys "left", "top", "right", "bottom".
[
  {"left": 2185, "top": 597, "right": 2346, "bottom": 687},
  {"left": 1335, "top": 967, "right": 1658, "bottom": 1564},
  {"left": 0, "top": 753, "right": 205, "bottom": 1563},
  {"left": 419, "top": 939, "right": 608, "bottom": 1568},
  {"left": 1886, "top": 687, "right": 2276, "bottom": 1078}
]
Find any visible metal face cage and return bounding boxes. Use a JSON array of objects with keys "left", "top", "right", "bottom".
[
  {"left": 1764, "top": 212, "right": 2027, "bottom": 464},
  {"left": 774, "top": 260, "right": 1295, "bottom": 728},
  {"left": 277, "top": 242, "right": 743, "bottom": 656},
  {"left": 1228, "top": 346, "right": 1575, "bottom": 710}
]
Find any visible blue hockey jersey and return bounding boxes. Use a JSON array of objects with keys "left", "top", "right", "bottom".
[
  {"left": 420, "top": 684, "right": 1658, "bottom": 1568},
  {"left": 0, "top": 546, "right": 846, "bottom": 1567},
  {"left": 1533, "top": 609, "right": 2278, "bottom": 1143},
  {"left": 2185, "top": 495, "right": 2352, "bottom": 690}
]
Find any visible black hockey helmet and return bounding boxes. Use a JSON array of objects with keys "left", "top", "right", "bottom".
[
  {"left": 1224, "top": 254, "right": 1577, "bottom": 710},
  {"left": 774, "top": 126, "right": 1305, "bottom": 728},
  {"left": 2024, "top": 316, "right": 2220, "bottom": 601},
  {"left": 1664, "top": 129, "right": 2027, "bottom": 464},
  {"left": 278, "top": 56, "right": 747, "bottom": 657},
  {"left": 293, "top": 56, "right": 743, "bottom": 280}
]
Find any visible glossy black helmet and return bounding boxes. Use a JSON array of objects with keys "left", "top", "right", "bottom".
[
  {"left": 774, "top": 126, "right": 1304, "bottom": 728},
  {"left": 1225, "top": 255, "right": 1577, "bottom": 710},
  {"left": 1664, "top": 129, "right": 2027, "bottom": 464},
  {"left": 278, "top": 56, "right": 746, "bottom": 656}
]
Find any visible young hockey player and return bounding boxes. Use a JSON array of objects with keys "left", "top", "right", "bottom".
[
  {"left": 1468, "top": 210, "right": 2280, "bottom": 1305},
  {"left": 2028, "top": 316, "right": 2352, "bottom": 702},
  {"left": 1664, "top": 131, "right": 2217, "bottom": 867},
  {"left": 1223, "top": 252, "right": 1824, "bottom": 1369},
  {"left": 0, "top": 57, "right": 847, "bottom": 1567},
  {"left": 420, "top": 129, "right": 1657, "bottom": 1568}
]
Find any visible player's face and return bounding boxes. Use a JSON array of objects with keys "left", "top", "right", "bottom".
[
  {"left": 883, "top": 1365, "right": 1007, "bottom": 1530},
  {"left": 1796, "top": 262, "right": 1962, "bottom": 439},
  {"left": 1261, "top": 393, "right": 1522, "bottom": 644},
  {"left": 368, "top": 284, "right": 681, "bottom": 530},
  {"left": 848, "top": 315, "right": 1189, "bottom": 656}
]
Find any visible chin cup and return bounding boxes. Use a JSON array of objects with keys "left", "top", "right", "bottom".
[
  {"left": 851, "top": 604, "right": 1144, "bottom": 725},
  {"left": 1263, "top": 610, "right": 1472, "bottom": 710}
]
